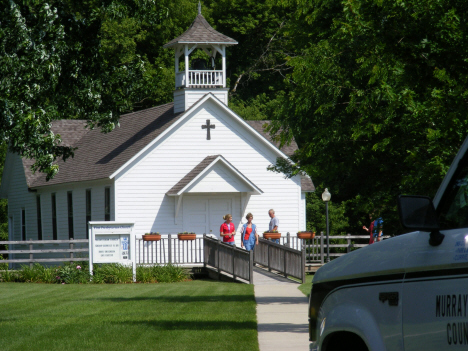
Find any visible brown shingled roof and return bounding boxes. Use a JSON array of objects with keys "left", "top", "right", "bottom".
[
  {"left": 23, "top": 120, "right": 89, "bottom": 187},
  {"left": 301, "top": 177, "right": 315, "bottom": 192},
  {"left": 30, "top": 103, "right": 181, "bottom": 188},
  {"left": 245, "top": 120, "right": 298, "bottom": 157},
  {"left": 163, "top": 14, "right": 237, "bottom": 48},
  {"left": 166, "top": 155, "right": 218, "bottom": 195}
]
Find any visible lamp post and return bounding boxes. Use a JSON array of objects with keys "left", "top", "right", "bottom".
[{"left": 322, "top": 188, "right": 331, "bottom": 263}]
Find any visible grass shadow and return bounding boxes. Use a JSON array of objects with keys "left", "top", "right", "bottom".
[
  {"left": 84, "top": 295, "right": 256, "bottom": 303},
  {"left": 111, "top": 320, "right": 257, "bottom": 331}
]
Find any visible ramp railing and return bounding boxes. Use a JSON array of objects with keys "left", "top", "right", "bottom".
[
  {"left": 254, "top": 238, "right": 306, "bottom": 283},
  {"left": 203, "top": 235, "right": 254, "bottom": 284}
]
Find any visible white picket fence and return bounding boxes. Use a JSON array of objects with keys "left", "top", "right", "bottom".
[
  {"left": 1, "top": 233, "right": 389, "bottom": 268},
  {"left": 137, "top": 234, "right": 211, "bottom": 265}
]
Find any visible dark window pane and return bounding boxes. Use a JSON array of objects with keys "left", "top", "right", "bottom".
[
  {"left": 86, "top": 189, "right": 91, "bottom": 239},
  {"left": 36, "top": 195, "right": 42, "bottom": 240},
  {"left": 21, "top": 209, "right": 26, "bottom": 241},
  {"left": 67, "top": 192, "right": 74, "bottom": 239},
  {"left": 105, "top": 188, "right": 110, "bottom": 221},
  {"left": 52, "top": 194, "right": 57, "bottom": 240}
]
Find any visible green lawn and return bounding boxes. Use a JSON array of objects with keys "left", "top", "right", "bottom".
[
  {"left": 0, "top": 280, "right": 258, "bottom": 351},
  {"left": 298, "top": 274, "right": 314, "bottom": 297}
]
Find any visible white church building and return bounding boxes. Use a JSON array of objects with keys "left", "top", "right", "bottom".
[{"left": 0, "top": 9, "right": 315, "bottom": 247}]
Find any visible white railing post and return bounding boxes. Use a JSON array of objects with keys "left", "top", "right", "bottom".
[
  {"left": 168, "top": 234, "right": 172, "bottom": 264},
  {"left": 185, "top": 45, "right": 189, "bottom": 87},
  {"left": 222, "top": 46, "right": 226, "bottom": 87}
]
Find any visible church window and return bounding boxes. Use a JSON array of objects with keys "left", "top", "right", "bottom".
[
  {"left": 21, "top": 208, "right": 26, "bottom": 241},
  {"left": 51, "top": 193, "right": 57, "bottom": 240},
  {"left": 86, "top": 189, "right": 91, "bottom": 239},
  {"left": 105, "top": 187, "right": 110, "bottom": 221},
  {"left": 67, "top": 191, "right": 74, "bottom": 239},
  {"left": 36, "top": 195, "right": 42, "bottom": 240}
]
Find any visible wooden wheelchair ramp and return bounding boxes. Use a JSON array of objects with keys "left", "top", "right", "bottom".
[{"left": 203, "top": 236, "right": 306, "bottom": 284}]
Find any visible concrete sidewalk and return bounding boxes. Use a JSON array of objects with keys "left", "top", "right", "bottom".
[{"left": 254, "top": 268, "right": 310, "bottom": 351}]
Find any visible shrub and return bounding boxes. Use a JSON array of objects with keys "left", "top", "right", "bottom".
[
  {"left": 0, "top": 269, "right": 19, "bottom": 282},
  {"left": 0, "top": 262, "right": 188, "bottom": 284},
  {"left": 136, "top": 266, "right": 154, "bottom": 283},
  {"left": 17, "top": 264, "right": 57, "bottom": 283},
  {"left": 92, "top": 263, "right": 133, "bottom": 284},
  {"left": 136, "top": 264, "right": 188, "bottom": 283},
  {"left": 56, "top": 262, "right": 91, "bottom": 284}
]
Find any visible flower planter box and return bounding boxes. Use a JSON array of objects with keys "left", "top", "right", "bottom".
[
  {"left": 178, "top": 234, "right": 196, "bottom": 240},
  {"left": 263, "top": 232, "right": 281, "bottom": 240},
  {"left": 143, "top": 234, "right": 161, "bottom": 241},
  {"left": 297, "top": 232, "right": 315, "bottom": 240}
]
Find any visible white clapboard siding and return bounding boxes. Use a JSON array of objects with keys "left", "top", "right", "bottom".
[
  {"left": 300, "top": 192, "right": 307, "bottom": 231},
  {"left": 174, "top": 88, "right": 228, "bottom": 113},
  {"left": 7, "top": 155, "right": 37, "bottom": 241},
  {"left": 115, "top": 98, "right": 302, "bottom": 240},
  {"left": 31, "top": 182, "right": 114, "bottom": 240}
]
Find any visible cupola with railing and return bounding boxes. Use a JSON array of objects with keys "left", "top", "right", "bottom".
[{"left": 163, "top": 3, "right": 237, "bottom": 113}]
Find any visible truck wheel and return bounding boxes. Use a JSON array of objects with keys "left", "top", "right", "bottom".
[{"left": 323, "top": 331, "right": 368, "bottom": 351}]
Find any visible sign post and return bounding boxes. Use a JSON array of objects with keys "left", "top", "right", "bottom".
[{"left": 89, "top": 222, "right": 136, "bottom": 281}]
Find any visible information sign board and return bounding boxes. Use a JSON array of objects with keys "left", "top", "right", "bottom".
[
  {"left": 94, "top": 234, "right": 129, "bottom": 262},
  {"left": 89, "top": 222, "right": 135, "bottom": 281}
]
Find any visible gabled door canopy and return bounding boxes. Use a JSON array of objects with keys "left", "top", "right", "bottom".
[{"left": 167, "top": 155, "right": 263, "bottom": 221}]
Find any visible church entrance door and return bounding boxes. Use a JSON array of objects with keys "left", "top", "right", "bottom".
[{"left": 182, "top": 195, "right": 235, "bottom": 238}]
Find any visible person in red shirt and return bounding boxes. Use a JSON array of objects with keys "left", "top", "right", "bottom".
[
  {"left": 363, "top": 212, "right": 375, "bottom": 244},
  {"left": 241, "top": 213, "right": 258, "bottom": 251},
  {"left": 220, "top": 214, "right": 235, "bottom": 245}
]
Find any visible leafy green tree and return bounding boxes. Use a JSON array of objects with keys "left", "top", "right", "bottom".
[
  {"left": 0, "top": 0, "right": 166, "bottom": 180},
  {"left": 269, "top": 0, "right": 468, "bottom": 233},
  {"left": 306, "top": 191, "right": 349, "bottom": 236}
]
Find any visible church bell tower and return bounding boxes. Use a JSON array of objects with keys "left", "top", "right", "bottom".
[{"left": 163, "top": 3, "right": 238, "bottom": 113}]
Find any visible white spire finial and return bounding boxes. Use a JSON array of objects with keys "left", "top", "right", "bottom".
[{"left": 198, "top": 2, "right": 201, "bottom": 15}]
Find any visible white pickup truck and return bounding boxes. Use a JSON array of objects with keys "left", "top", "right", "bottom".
[{"left": 309, "top": 136, "right": 468, "bottom": 351}]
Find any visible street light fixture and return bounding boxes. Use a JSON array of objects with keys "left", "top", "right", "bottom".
[{"left": 322, "top": 188, "right": 331, "bottom": 263}]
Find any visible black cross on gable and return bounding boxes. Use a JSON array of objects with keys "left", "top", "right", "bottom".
[{"left": 201, "top": 119, "right": 215, "bottom": 140}]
